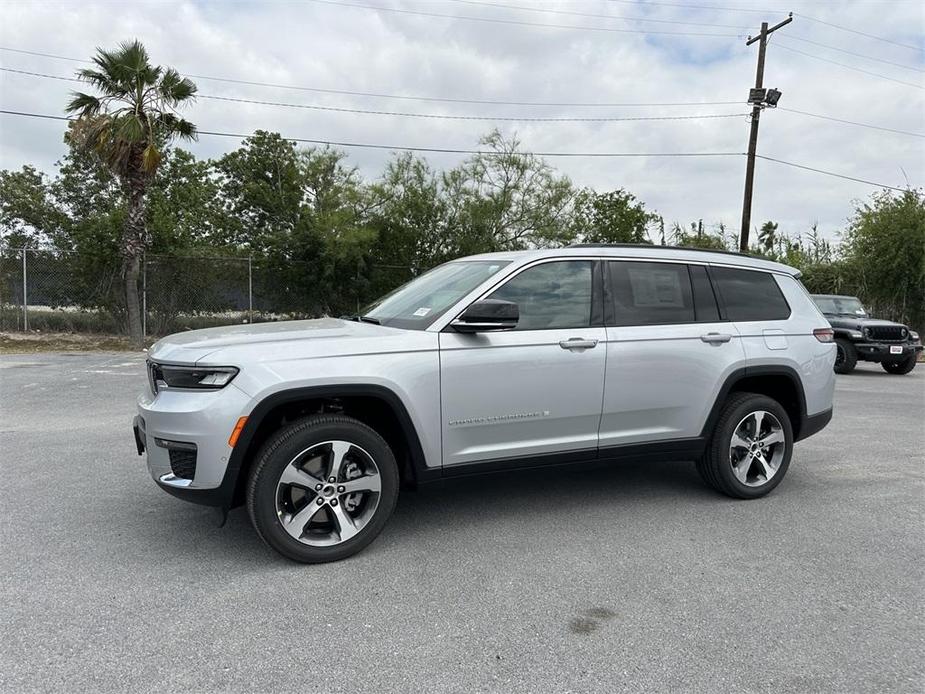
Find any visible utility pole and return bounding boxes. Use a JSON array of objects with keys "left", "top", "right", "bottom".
[{"left": 739, "top": 13, "right": 793, "bottom": 253}]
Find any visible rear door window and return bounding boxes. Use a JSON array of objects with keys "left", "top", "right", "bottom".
[
  {"left": 709, "top": 266, "right": 791, "bottom": 321},
  {"left": 608, "top": 261, "right": 696, "bottom": 326}
]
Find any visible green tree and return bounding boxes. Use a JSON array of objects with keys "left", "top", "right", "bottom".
[
  {"left": 443, "top": 130, "right": 576, "bottom": 254},
  {"left": 670, "top": 220, "right": 729, "bottom": 250},
  {"left": 570, "top": 189, "right": 658, "bottom": 244},
  {"left": 214, "top": 130, "right": 304, "bottom": 253},
  {"left": 842, "top": 189, "right": 925, "bottom": 330},
  {"left": 757, "top": 220, "right": 778, "bottom": 253},
  {"left": 0, "top": 166, "right": 62, "bottom": 248},
  {"left": 147, "top": 149, "right": 227, "bottom": 252},
  {"left": 65, "top": 40, "right": 197, "bottom": 345}
]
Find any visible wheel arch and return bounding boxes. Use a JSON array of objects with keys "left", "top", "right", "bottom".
[
  {"left": 700, "top": 366, "right": 809, "bottom": 442},
  {"left": 225, "top": 384, "right": 433, "bottom": 508}
]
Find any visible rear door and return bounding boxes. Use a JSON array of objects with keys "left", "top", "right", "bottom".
[
  {"left": 599, "top": 261, "right": 746, "bottom": 450},
  {"left": 439, "top": 259, "right": 607, "bottom": 467}
]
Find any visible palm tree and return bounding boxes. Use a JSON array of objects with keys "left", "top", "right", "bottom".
[
  {"left": 66, "top": 40, "right": 197, "bottom": 346},
  {"left": 758, "top": 220, "right": 779, "bottom": 253}
]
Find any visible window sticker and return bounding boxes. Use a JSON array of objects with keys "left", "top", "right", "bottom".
[
  {"left": 627, "top": 267, "right": 684, "bottom": 307},
  {"left": 412, "top": 307, "right": 432, "bottom": 317}
]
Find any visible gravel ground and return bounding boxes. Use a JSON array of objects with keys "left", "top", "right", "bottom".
[{"left": 1, "top": 352, "right": 922, "bottom": 693}]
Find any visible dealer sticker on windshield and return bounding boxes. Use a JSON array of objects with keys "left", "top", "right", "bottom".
[
  {"left": 890, "top": 346, "right": 903, "bottom": 354},
  {"left": 413, "top": 307, "right": 432, "bottom": 317}
]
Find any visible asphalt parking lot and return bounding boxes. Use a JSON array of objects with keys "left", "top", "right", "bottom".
[{"left": 1, "top": 352, "right": 923, "bottom": 693}]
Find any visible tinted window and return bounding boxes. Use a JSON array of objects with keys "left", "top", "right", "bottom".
[
  {"left": 690, "top": 264, "right": 721, "bottom": 322},
  {"left": 609, "top": 261, "right": 695, "bottom": 326},
  {"left": 487, "top": 261, "right": 592, "bottom": 330},
  {"left": 710, "top": 267, "right": 791, "bottom": 321}
]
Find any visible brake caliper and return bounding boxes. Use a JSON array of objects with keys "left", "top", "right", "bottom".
[{"left": 343, "top": 460, "right": 363, "bottom": 512}]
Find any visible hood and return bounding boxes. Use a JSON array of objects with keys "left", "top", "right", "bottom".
[{"left": 148, "top": 317, "right": 409, "bottom": 364}]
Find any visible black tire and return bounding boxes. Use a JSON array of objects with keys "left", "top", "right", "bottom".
[
  {"left": 882, "top": 354, "right": 917, "bottom": 375},
  {"left": 696, "top": 392, "right": 794, "bottom": 500},
  {"left": 246, "top": 414, "right": 399, "bottom": 563},
  {"left": 833, "top": 339, "right": 857, "bottom": 374}
]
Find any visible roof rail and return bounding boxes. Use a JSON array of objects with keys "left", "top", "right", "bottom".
[{"left": 567, "top": 242, "right": 755, "bottom": 259}]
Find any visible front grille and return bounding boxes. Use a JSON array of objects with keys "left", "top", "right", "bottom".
[
  {"left": 866, "top": 325, "right": 907, "bottom": 342},
  {"left": 168, "top": 449, "right": 197, "bottom": 480}
]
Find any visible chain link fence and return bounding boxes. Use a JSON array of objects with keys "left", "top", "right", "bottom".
[{"left": 0, "top": 247, "right": 414, "bottom": 336}]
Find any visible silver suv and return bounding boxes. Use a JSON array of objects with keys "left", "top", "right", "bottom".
[{"left": 133, "top": 245, "right": 836, "bottom": 563}]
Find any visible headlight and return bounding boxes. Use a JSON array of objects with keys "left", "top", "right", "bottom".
[
  {"left": 848, "top": 330, "right": 863, "bottom": 339},
  {"left": 911, "top": 331, "right": 920, "bottom": 341},
  {"left": 148, "top": 362, "right": 238, "bottom": 393}
]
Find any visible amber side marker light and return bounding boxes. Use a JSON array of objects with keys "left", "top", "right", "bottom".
[
  {"left": 813, "top": 328, "right": 835, "bottom": 343},
  {"left": 228, "top": 416, "right": 248, "bottom": 448}
]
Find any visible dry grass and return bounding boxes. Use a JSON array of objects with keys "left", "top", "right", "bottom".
[{"left": 0, "top": 332, "right": 141, "bottom": 354}]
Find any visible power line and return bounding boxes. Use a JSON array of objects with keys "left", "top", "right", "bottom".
[
  {"left": 755, "top": 155, "right": 909, "bottom": 193},
  {"left": 0, "top": 67, "right": 750, "bottom": 122},
  {"left": 783, "top": 36, "right": 924, "bottom": 73},
  {"left": 0, "top": 47, "right": 744, "bottom": 108},
  {"left": 198, "top": 93, "right": 750, "bottom": 123},
  {"left": 777, "top": 107, "right": 924, "bottom": 139},
  {"left": 605, "top": 0, "right": 773, "bottom": 14},
  {"left": 604, "top": 0, "right": 924, "bottom": 54},
  {"left": 5, "top": 65, "right": 921, "bottom": 140},
  {"left": 775, "top": 44, "right": 925, "bottom": 89},
  {"left": 1, "top": 108, "right": 913, "bottom": 192},
  {"left": 794, "top": 13, "right": 924, "bottom": 54},
  {"left": 445, "top": 0, "right": 748, "bottom": 30},
  {"left": 0, "top": 108, "right": 748, "bottom": 157},
  {"left": 307, "top": 0, "right": 743, "bottom": 38}
]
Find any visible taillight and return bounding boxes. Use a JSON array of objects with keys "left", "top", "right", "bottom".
[{"left": 813, "top": 328, "right": 835, "bottom": 343}]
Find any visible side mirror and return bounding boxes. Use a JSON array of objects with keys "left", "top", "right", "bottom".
[{"left": 451, "top": 299, "right": 519, "bottom": 333}]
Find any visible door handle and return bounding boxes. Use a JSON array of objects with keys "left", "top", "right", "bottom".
[
  {"left": 559, "top": 338, "right": 599, "bottom": 350},
  {"left": 701, "top": 332, "right": 732, "bottom": 344}
]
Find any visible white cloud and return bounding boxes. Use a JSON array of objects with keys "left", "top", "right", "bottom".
[{"left": 0, "top": 0, "right": 922, "bottom": 241}]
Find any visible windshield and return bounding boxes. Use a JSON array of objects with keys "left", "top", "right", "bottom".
[
  {"left": 362, "top": 260, "right": 511, "bottom": 330},
  {"left": 813, "top": 296, "right": 867, "bottom": 317}
]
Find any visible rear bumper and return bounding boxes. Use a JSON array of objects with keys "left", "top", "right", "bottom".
[
  {"left": 796, "top": 407, "right": 833, "bottom": 442},
  {"left": 853, "top": 342, "right": 922, "bottom": 362}
]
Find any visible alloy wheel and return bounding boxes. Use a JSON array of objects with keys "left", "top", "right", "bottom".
[
  {"left": 275, "top": 440, "right": 382, "bottom": 546},
  {"left": 728, "top": 410, "right": 787, "bottom": 487}
]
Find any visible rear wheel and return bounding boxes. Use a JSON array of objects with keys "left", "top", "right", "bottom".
[
  {"left": 833, "top": 339, "right": 857, "bottom": 374},
  {"left": 696, "top": 393, "right": 793, "bottom": 499},
  {"left": 247, "top": 414, "right": 399, "bottom": 563},
  {"left": 882, "top": 354, "right": 917, "bottom": 375}
]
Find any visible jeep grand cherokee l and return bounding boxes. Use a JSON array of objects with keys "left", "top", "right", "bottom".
[{"left": 134, "top": 245, "right": 836, "bottom": 563}]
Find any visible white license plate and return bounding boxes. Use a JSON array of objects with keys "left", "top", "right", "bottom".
[{"left": 890, "top": 345, "right": 903, "bottom": 354}]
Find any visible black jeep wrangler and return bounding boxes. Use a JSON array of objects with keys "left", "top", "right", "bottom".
[{"left": 812, "top": 294, "right": 922, "bottom": 375}]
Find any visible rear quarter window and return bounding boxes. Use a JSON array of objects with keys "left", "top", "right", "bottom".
[{"left": 710, "top": 266, "right": 791, "bottom": 321}]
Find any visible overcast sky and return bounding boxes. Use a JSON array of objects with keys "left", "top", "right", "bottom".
[{"left": 1, "top": 0, "right": 923, "bottom": 242}]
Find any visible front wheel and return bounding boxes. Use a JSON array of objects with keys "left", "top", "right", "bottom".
[
  {"left": 696, "top": 393, "right": 794, "bottom": 499},
  {"left": 833, "top": 339, "right": 857, "bottom": 374},
  {"left": 882, "top": 354, "right": 917, "bottom": 375},
  {"left": 247, "top": 414, "right": 399, "bottom": 563}
]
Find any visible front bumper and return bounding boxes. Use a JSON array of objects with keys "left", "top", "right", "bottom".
[
  {"left": 135, "top": 383, "right": 253, "bottom": 508},
  {"left": 853, "top": 341, "right": 923, "bottom": 362}
]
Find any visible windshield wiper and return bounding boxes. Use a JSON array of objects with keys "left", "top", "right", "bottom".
[{"left": 358, "top": 315, "right": 381, "bottom": 325}]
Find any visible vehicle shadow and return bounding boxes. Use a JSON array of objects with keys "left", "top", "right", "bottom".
[
  {"left": 388, "top": 457, "right": 715, "bottom": 534},
  {"left": 130, "top": 456, "right": 719, "bottom": 568}
]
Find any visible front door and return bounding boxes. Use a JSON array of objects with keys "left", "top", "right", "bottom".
[{"left": 439, "top": 259, "right": 607, "bottom": 467}]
